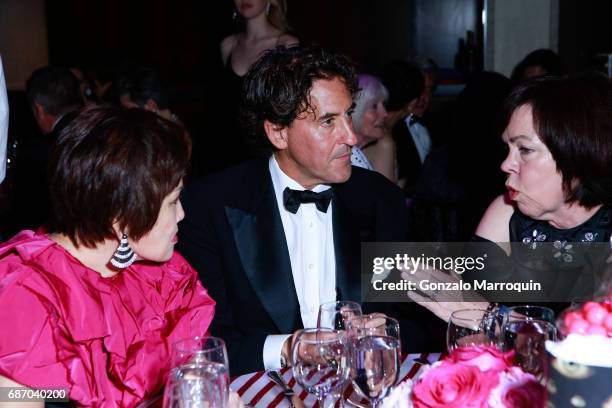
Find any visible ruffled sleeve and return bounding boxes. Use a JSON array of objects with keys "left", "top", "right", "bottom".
[
  {"left": 0, "top": 231, "right": 70, "bottom": 390},
  {"left": 0, "top": 231, "right": 216, "bottom": 407}
]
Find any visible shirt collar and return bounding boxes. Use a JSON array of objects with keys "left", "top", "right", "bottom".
[{"left": 269, "top": 154, "right": 331, "bottom": 204}]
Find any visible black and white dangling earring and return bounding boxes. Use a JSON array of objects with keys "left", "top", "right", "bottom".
[
  {"left": 232, "top": 9, "right": 238, "bottom": 21},
  {"left": 110, "top": 234, "right": 136, "bottom": 269}
]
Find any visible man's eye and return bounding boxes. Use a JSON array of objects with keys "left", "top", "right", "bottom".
[{"left": 322, "top": 118, "right": 334, "bottom": 126}]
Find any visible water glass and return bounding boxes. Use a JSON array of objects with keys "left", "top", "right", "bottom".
[
  {"left": 348, "top": 316, "right": 401, "bottom": 408},
  {"left": 447, "top": 308, "right": 499, "bottom": 351},
  {"left": 318, "top": 300, "right": 363, "bottom": 331},
  {"left": 500, "top": 306, "right": 556, "bottom": 380},
  {"left": 163, "top": 363, "right": 229, "bottom": 408},
  {"left": 292, "top": 328, "right": 351, "bottom": 408},
  {"left": 171, "top": 336, "right": 229, "bottom": 372}
]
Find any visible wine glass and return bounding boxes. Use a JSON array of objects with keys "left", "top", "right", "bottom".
[
  {"left": 165, "top": 336, "right": 230, "bottom": 408},
  {"left": 318, "top": 300, "right": 363, "bottom": 330},
  {"left": 499, "top": 306, "right": 556, "bottom": 380},
  {"left": 447, "top": 308, "right": 499, "bottom": 351},
  {"left": 163, "top": 363, "right": 229, "bottom": 408},
  {"left": 317, "top": 301, "right": 362, "bottom": 406},
  {"left": 171, "top": 336, "right": 229, "bottom": 372},
  {"left": 349, "top": 315, "right": 401, "bottom": 408},
  {"left": 292, "top": 328, "right": 351, "bottom": 408}
]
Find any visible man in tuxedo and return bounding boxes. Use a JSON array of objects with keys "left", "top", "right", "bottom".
[
  {"left": 9, "top": 66, "right": 81, "bottom": 235},
  {"left": 178, "top": 45, "right": 416, "bottom": 375},
  {"left": 380, "top": 61, "right": 428, "bottom": 194}
]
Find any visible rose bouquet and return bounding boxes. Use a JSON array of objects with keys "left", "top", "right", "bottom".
[{"left": 382, "top": 346, "right": 545, "bottom": 408}]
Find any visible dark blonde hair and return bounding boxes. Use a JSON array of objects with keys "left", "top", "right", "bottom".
[{"left": 267, "top": 0, "right": 291, "bottom": 32}]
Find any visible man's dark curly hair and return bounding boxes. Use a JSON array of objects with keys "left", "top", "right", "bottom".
[{"left": 241, "top": 45, "right": 358, "bottom": 145}]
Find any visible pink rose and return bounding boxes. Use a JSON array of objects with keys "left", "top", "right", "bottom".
[
  {"left": 412, "top": 361, "right": 499, "bottom": 408},
  {"left": 448, "top": 345, "right": 514, "bottom": 373},
  {"left": 489, "top": 367, "right": 545, "bottom": 408}
]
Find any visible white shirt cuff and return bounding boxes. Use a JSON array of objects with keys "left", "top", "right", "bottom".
[{"left": 263, "top": 334, "right": 292, "bottom": 370}]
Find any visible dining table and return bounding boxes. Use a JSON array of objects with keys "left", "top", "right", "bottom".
[{"left": 231, "top": 352, "right": 442, "bottom": 408}]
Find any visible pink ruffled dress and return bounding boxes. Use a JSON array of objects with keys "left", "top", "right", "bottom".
[{"left": 0, "top": 231, "right": 216, "bottom": 407}]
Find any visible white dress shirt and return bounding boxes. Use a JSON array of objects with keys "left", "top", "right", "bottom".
[
  {"left": 405, "top": 118, "right": 432, "bottom": 164},
  {"left": 262, "top": 155, "right": 337, "bottom": 369},
  {"left": 0, "top": 56, "right": 8, "bottom": 184}
]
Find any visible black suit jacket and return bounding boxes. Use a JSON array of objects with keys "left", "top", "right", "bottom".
[
  {"left": 9, "top": 112, "right": 77, "bottom": 235},
  {"left": 177, "top": 159, "right": 411, "bottom": 375},
  {"left": 393, "top": 120, "right": 423, "bottom": 194}
]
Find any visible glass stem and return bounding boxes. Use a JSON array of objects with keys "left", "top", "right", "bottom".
[{"left": 319, "top": 394, "right": 335, "bottom": 408}]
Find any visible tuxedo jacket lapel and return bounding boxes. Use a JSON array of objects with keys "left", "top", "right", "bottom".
[
  {"left": 331, "top": 190, "right": 361, "bottom": 303},
  {"left": 225, "top": 170, "right": 302, "bottom": 334}
]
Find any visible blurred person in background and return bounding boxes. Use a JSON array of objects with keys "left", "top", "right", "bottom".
[
  {"left": 217, "top": 0, "right": 299, "bottom": 167},
  {"left": 116, "top": 66, "right": 182, "bottom": 124},
  {"left": 410, "top": 72, "right": 511, "bottom": 241},
  {"left": 511, "top": 48, "right": 563, "bottom": 83},
  {"left": 351, "top": 74, "right": 397, "bottom": 183},
  {"left": 8, "top": 66, "right": 82, "bottom": 236},
  {"left": 380, "top": 60, "right": 426, "bottom": 193},
  {"left": 221, "top": 0, "right": 298, "bottom": 76}
]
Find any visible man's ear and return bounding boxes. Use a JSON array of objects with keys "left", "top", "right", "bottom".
[
  {"left": 33, "top": 102, "right": 46, "bottom": 120},
  {"left": 264, "top": 120, "right": 288, "bottom": 150},
  {"left": 405, "top": 97, "right": 420, "bottom": 116}
]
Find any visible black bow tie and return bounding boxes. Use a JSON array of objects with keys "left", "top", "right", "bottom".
[{"left": 283, "top": 187, "right": 333, "bottom": 214}]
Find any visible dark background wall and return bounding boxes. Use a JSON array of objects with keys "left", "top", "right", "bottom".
[
  {"left": 14, "top": 0, "right": 612, "bottom": 92},
  {"left": 44, "top": 0, "right": 481, "bottom": 82}
]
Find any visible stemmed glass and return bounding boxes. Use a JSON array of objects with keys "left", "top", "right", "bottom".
[
  {"left": 170, "top": 336, "right": 229, "bottom": 371},
  {"left": 317, "top": 301, "right": 362, "bottom": 406},
  {"left": 164, "top": 336, "right": 230, "bottom": 408},
  {"left": 446, "top": 308, "right": 499, "bottom": 351},
  {"left": 348, "top": 315, "right": 401, "bottom": 408},
  {"left": 499, "top": 305, "right": 556, "bottom": 380},
  {"left": 292, "top": 328, "right": 351, "bottom": 408},
  {"left": 317, "top": 300, "right": 363, "bottom": 330},
  {"left": 164, "top": 363, "right": 229, "bottom": 408}
]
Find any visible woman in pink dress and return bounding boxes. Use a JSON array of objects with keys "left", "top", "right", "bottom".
[{"left": 0, "top": 105, "right": 216, "bottom": 407}]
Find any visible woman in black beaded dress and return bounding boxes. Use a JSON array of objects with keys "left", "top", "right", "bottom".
[{"left": 409, "top": 73, "right": 612, "bottom": 321}]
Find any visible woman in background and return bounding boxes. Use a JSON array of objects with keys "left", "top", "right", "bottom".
[
  {"left": 0, "top": 106, "right": 215, "bottom": 407},
  {"left": 218, "top": 0, "right": 298, "bottom": 165},
  {"left": 221, "top": 0, "right": 298, "bottom": 76},
  {"left": 351, "top": 74, "right": 397, "bottom": 183}
]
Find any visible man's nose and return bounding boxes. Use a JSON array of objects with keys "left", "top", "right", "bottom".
[{"left": 343, "top": 118, "right": 357, "bottom": 146}]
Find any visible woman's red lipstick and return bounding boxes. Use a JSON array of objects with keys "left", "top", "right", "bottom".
[{"left": 507, "top": 186, "right": 519, "bottom": 199}]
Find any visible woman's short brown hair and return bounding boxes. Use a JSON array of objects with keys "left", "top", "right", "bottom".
[
  {"left": 501, "top": 72, "right": 612, "bottom": 208},
  {"left": 48, "top": 105, "right": 191, "bottom": 247}
]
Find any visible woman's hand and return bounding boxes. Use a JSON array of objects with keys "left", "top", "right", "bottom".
[{"left": 401, "top": 266, "right": 488, "bottom": 322}]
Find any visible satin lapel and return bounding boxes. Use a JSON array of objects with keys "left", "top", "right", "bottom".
[
  {"left": 225, "top": 183, "right": 302, "bottom": 334},
  {"left": 331, "top": 190, "right": 361, "bottom": 302}
]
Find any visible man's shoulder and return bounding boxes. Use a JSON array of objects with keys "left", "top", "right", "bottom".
[
  {"left": 338, "top": 166, "right": 403, "bottom": 199},
  {"left": 183, "top": 159, "right": 270, "bottom": 206}
]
